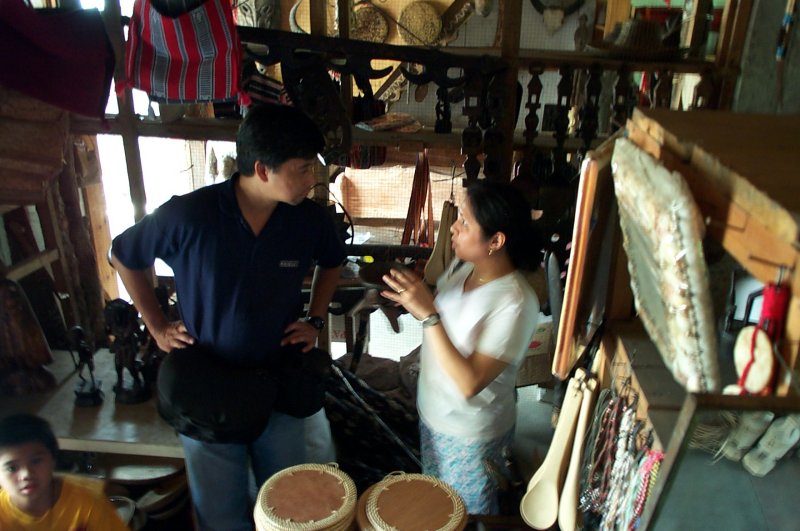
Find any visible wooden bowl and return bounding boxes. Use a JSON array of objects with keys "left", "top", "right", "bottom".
[{"left": 357, "top": 262, "right": 409, "bottom": 291}]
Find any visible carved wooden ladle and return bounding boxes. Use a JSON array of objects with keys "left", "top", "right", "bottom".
[
  {"left": 520, "top": 371, "right": 584, "bottom": 529},
  {"left": 558, "top": 376, "right": 598, "bottom": 531}
]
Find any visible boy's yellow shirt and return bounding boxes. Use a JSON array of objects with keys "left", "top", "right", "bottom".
[{"left": 0, "top": 478, "right": 129, "bottom": 531}]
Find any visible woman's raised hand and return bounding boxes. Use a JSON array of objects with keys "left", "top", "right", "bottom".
[{"left": 381, "top": 268, "right": 437, "bottom": 321}]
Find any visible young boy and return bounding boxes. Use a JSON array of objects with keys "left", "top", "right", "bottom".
[{"left": 0, "top": 413, "right": 128, "bottom": 530}]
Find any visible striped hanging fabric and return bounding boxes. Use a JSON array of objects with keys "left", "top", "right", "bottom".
[{"left": 123, "top": 0, "right": 243, "bottom": 104}]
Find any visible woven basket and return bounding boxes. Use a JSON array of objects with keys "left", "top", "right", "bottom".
[
  {"left": 351, "top": 4, "right": 388, "bottom": 43},
  {"left": 365, "top": 473, "right": 467, "bottom": 531},
  {"left": 355, "top": 484, "right": 376, "bottom": 531},
  {"left": 398, "top": 1, "right": 442, "bottom": 46},
  {"left": 254, "top": 463, "right": 357, "bottom": 531}
]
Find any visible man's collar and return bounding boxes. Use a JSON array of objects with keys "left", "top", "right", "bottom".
[{"left": 218, "top": 173, "right": 240, "bottom": 218}]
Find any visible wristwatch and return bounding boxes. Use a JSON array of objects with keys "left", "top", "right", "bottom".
[
  {"left": 303, "top": 316, "right": 326, "bottom": 331},
  {"left": 421, "top": 312, "right": 441, "bottom": 328}
]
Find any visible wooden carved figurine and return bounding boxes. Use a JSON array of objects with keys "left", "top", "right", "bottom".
[
  {"left": 67, "top": 325, "right": 103, "bottom": 407},
  {"left": 434, "top": 86, "right": 452, "bottom": 134},
  {"left": 104, "top": 299, "right": 149, "bottom": 404}
]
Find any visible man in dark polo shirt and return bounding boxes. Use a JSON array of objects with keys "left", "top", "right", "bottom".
[{"left": 110, "top": 104, "right": 345, "bottom": 531}]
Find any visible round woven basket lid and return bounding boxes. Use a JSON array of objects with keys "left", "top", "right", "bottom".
[
  {"left": 351, "top": 4, "right": 389, "bottom": 43},
  {"left": 398, "top": 1, "right": 442, "bottom": 46},
  {"left": 366, "top": 473, "right": 467, "bottom": 531},
  {"left": 254, "top": 464, "right": 357, "bottom": 531}
]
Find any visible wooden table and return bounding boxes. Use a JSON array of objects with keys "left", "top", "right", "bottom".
[{"left": 0, "top": 349, "right": 184, "bottom": 458}]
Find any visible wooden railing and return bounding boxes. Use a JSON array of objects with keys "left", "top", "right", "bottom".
[{"left": 71, "top": 25, "right": 722, "bottom": 183}]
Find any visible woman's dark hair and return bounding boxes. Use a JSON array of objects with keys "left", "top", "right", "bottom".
[
  {"left": 236, "top": 104, "right": 325, "bottom": 175},
  {"left": 0, "top": 414, "right": 59, "bottom": 458},
  {"left": 467, "top": 180, "right": 543, "bottom": 271}
]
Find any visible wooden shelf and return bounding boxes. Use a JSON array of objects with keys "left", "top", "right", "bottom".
[
  {"left": 0, "top": 350, "right": 183, "bottom": 458},
  {"left": 627, "top": 108, "right": 800, "bottom": 394},
  {"left": 558, "top": 105, "right": 800, "bottom": 530},
  {"left": 606, "top": 320, "right": 685, "bottom": 449},
  {"left": 70, "top": 114, "right": 606, "bottom": 154}
]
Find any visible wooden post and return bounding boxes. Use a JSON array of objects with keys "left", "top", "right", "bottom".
[
  {"left": 58, "top": 142, "right": 107, "bottom": 342},
  {"left": 102, "top": 0, "right": 147, "bottom": 224},
  {"left": 82, "top": 183, "right": 118, "bottom": 302},
  {"left": 715, "top": 0, "right": 754, "bottom": 109},
  {"left": 41, "top": 186, "right": 81, "bottom": 328},
  {"left": 497, "top": 0, "right": 522, "bottom": 181},
  {"left": 604, "top": 0, "right": 632, "bottom": 37}
]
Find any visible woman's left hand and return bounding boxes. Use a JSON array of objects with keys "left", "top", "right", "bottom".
[{"left": 381, "top": 268, "right": 437, "bottom": 321}]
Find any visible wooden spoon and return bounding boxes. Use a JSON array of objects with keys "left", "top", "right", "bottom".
[
  {"left": 520, "top": 376, "right": 583, "bottom": 529},
  {"left": 558, "top": 377, "right": 597, "bottom": 531}
]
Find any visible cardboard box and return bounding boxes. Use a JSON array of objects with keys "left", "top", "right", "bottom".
[{"left": 516, "top": 314, "right": 554, "bottom": 387}]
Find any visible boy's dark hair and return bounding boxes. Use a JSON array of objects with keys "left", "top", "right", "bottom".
[
  {"left": 0, "top": 414, "right": 59, "bottom": 458},
  {"left": 467, "top": 180, "right": 543, "bottom": 271},
  {"left": 236, "top": 103, "right": 325, "bottom": 176}
]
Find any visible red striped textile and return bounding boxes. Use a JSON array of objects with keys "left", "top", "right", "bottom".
[{"left": 124, "top": 0, "right": 241, "bottom": 103}]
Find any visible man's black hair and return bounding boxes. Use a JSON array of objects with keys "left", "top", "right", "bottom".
[
  {"left": 0, "top": 413, "right": 59, "bottom": 458},
  {"left": 236, "top": 104, "right": 325, "bottom": 176}
]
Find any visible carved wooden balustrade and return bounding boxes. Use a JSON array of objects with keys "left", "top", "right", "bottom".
[{"left": 71, "top": 26, "right": 721, "bottom": 185}]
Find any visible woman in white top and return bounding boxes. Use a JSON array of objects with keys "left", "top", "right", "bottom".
[{"left": 382, "top": 180, "right": 541, "bottom": 514}]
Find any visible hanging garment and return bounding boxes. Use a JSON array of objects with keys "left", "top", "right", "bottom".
[
  {"left": 401, "top": 150, "right": 435, "bottom": 277},
  {"left": 123, "top": 0, "right": 243, "bottom": 103},
  {"left": 0, "top": 0, "right": 114, "bottom": 119},
  {"left": 423, "top": 199, "right": 457, "bottom": 286}
]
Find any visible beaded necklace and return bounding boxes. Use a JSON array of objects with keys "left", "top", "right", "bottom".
[
  {"left": 601, "top": 405, "right": 636, "bottom": 530},
  {"left": 623, "top": 448, "right": 664, "bottom": 530},
  {"left": 580, "top": 393, "right": 624, "bottom": 514},
  {"left": 579, "top": 388, "right": 613, "bottom": 518}
]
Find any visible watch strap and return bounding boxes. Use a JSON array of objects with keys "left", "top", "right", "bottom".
[{"left": 303, "top": 316, "right": 325, "bottom": 331}]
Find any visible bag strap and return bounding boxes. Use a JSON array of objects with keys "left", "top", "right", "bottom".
[{"left": 402, "top": 149, "right": 434, "bottom": 246}]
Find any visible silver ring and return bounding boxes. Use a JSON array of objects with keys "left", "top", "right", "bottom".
[{"left": 396, "top": 288, "right": 407, "bottom": 294}]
